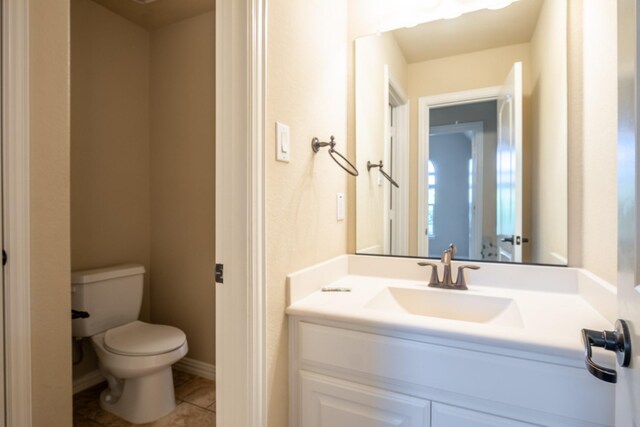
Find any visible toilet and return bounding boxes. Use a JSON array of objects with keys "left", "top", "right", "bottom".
[{"left": 72, "top": 264, "right": 188, "bottom": 424}]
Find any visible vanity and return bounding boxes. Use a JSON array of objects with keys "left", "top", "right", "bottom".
[{"left": 287, "top": 255, "right": 616, "bottom": 427}]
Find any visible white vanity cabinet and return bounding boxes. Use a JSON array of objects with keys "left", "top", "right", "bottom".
[
  {"left": 300, "top": 372, "right": 430, "bottom": 427},
  {"left": 289, "top": 318, "right": 613, "bottom": 427}
]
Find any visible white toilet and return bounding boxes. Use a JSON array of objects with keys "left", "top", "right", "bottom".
[{"left": 72, "top": 264, "right": 188, "bottom": 424}]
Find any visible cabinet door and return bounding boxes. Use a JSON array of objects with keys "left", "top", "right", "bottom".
[
  {"left": 300, "top": 371, "right": 430, "bottom": 427},
  {"left": 431, "top": 402, "right": 536, "bottom": 427}
]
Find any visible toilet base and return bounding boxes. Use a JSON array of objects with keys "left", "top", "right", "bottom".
[{"left": 100, "top": 366, "right": 176, "bottom": 424}]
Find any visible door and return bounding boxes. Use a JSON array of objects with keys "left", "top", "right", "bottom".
[
  {"left": 496, "top": 62, "right": 523, "bottom": 262},
  {"left": 615, "top": 0, "right": 640, "bottom": 424}
]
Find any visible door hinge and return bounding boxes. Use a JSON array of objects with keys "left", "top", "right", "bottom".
[
  {"left": 2, "top": 250, "right": 6, "bottom": 266},
  {"left": 215, "top": 263, "right": 224, "bottom": 284}
]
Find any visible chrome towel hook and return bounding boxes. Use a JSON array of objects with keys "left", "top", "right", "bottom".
[{"left": 311, "top": 136, "right": 359, "bottom": 177}]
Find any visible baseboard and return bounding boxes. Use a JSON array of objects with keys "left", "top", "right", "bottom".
[
  {"left": 174, "top": 357, "right": 216, "bottom": 381},
  {"left": 72, "top": 358, "right": 215, "bottom": 395},
  {"left": 73, "top": 370, "right": 105, "bottom": 395}
]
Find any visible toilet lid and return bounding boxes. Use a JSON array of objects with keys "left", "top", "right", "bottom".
[{"left": 104, "top": 321, "right": 186, "bottom": 356}]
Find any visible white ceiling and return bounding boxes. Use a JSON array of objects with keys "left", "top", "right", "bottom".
[
  {"left": 392, "top": 0, "right": 544, "bottom": 63},
  {"left": 90, "top": 0, "right": 215, "bottom": 30}
]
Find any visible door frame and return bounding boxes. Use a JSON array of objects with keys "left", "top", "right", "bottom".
[
  {"left": 384, "top": 66, "right": 409, "bottom": 256},
  {"left": 215, "top": 0, "right": 267, "bottom": 426},
  {"left": 428, "top": 122, "right": 484, "bottom": 259},
  {"left": 3, "top": 0, "right": 33, "bottom": 425},
  {"left": 418, "top": 86, "right": 500, "bottom": 257}
]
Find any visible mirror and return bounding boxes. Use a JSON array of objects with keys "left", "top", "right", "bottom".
[{"left": 355, "top": 0, "right": 568, "bottom": 265}]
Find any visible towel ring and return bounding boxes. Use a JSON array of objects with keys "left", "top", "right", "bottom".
[
  {"left": 311, "top": 136, "right": 359, "bottom": 177},
  {"left": 367, "top": 160, "right": 399, "bottom": 188}
]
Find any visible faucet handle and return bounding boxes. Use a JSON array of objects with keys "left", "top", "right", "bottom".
[
  {"left": 417, "top": 262, "right": 440, "bottom": 286},
  {"left": 455, "top": 265, "right": 480, "bottom": 290}
]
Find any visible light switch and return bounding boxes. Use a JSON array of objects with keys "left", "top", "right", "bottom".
[
  {"left": 276, "top": 122, "right": 290, "bottom": 162},
  {"left": 336, "top": 193, "right": 345, "bottom": 221}
]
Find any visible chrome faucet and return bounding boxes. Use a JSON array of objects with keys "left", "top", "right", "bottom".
[{"left": 418, "top": 244, "right": 480, "bottom": 290}]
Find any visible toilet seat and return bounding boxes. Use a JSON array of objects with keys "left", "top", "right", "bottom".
[{"left": 104, "top": 321, "right": 186, "bottom": 356}]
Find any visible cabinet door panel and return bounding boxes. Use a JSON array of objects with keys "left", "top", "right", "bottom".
[
  {"left": 300, "top": 371, "right": 430, "bottom": 427},
  {"left": 432, "top": 402, "right": 536, "bottom": 427}
]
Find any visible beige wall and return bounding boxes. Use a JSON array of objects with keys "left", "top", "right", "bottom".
[
  {"left": 30, "top": 0, "right": 73, "bottom": 425},
  {"left": 150, "top": 11, "right": 216, "bottom": 366},
  {"left": 71, "top": 0, "right": 216, "bottom": 380},
  {"left": 579, "top": 0, "right": 618, "bottom": 284},
  {"left": 355, "top": 32, "right": 408, "bottom": 253},
  {"left": 71, "top": 0, "right": 151, "bottom": 379},
  {"left": 530, "top": 0, "right": 568, "bottom": 265},
  {"left": 70, "top": 0, "right": 151, "bottom": 319},
  {"left": 407, "top": 44, "right": 532, "bottom": 256},
  {"left": 266, "top": 0, "right": 349, "bottom": 425}
]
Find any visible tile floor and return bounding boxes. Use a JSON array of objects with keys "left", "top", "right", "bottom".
[{"left": 73, "top": 370, "right": 215, "bottom": 426}]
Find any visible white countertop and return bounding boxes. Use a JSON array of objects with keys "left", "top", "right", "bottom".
[{"left": 286, "top": 255, "right": 616, "bottom": 367}]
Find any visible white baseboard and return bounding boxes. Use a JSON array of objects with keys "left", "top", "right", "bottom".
[
  {"left": 72, "top": 358, "right": 216, "bottom": 395},
  {"left": 73, "top": 370, "right": 105, "bottom": 395},
  {"left": 174, "top": 357, "right": 216, "bottom": 381}
]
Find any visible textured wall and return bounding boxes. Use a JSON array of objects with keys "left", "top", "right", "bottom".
[
  {"left": 266, "top": 0, "right": 349, "bottom": 425},
  {"left": 530, "top": 0, "right": 568, "bottom": 264},
  {"left": 150, "top": 11, "right": 216, "bottom": 366},
  {"left": 70, "top": 0, "right": 152, "bottom": 380},
  {"left": 355, "top": 32, "right": 408, "bottom": 253},
  {"left": 30, "top": 0, "right": 73, "bottom": 425},
  {"left": 71, "top": 0, "right": 215, "bottom": 381},
  {"left": 579, "top": 0, "right": 618, "bottom": 283}
]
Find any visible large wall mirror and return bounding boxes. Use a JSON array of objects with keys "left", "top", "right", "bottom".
[{"left": 355, "top": 0, "right": 568, "bottom": 265}]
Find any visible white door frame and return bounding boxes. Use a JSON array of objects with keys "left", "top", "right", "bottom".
[
  {"left": 418, "top": 87, "right": 499, "bottom": 257},
  {"left": 428, "top": 122, "right": 484, "bottom": 259},
  {"left": 384, "top": 66, "right": 409, "bottom": 256},
  {"left": 215, "top": 0, "right": 267, "bottom": 426},
  {"left": 3, "top": 0, "right": 33, "bottom": 425}
]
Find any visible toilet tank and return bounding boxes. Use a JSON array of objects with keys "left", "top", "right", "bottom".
[{"left": 71, "top": 264, "right": 145, "bottom": 337}]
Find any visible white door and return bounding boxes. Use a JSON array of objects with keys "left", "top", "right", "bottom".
[
  {"left": 615, "top": 2, "right": 640, "bottom": 424},
  {"left": 496, "top": 62, "right": 523, "bottom": 262},
  {"left": 615, "top": 256, "right": 640, "bottom": 427}
]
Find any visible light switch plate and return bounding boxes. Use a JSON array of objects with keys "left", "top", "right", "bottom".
[
  {"left": 276, "top": 122, "right": 290, "bottom": 162},
  {"left": 336, "top": 193, "right": 345, "bottom": 221}
]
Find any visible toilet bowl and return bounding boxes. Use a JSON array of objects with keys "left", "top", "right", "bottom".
[
  {"left": 91, "top": 321, "right": 188, "bottom": 423},
  {"left": 72, "top": 264, "right": 189, "bottom": 424}
]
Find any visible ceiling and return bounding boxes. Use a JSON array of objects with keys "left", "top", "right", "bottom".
[
  {"left": 90, "top": 0, "right": 215, "bottom": 30},
  {"left": 392, "top": 0, "right": 544, "bottom": 63}
]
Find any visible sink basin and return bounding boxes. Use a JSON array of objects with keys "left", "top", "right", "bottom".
[{"left": 365, "top": 287, "right": 524, "bottom": 328}]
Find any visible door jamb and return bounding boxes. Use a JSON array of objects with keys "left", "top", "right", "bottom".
[
  {"left": 2, "top": 0, "right": 33, "bottom": 425},
  {"left": 384, "top": 66, "right": 409, "bottom": 255},
  {"left": 215, "top": 0, "right": 267, "bottom": 426}
]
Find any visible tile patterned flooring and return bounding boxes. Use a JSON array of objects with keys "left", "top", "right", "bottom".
[{"left": 73, "top": 370, "right": 215, "bottom": 426}]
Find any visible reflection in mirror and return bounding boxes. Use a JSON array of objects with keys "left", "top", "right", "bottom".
[{"left": 355, "top": 0, "right": 568, "bottom": 265}]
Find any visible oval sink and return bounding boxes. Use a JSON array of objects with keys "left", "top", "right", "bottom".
[{"left": 365, "top": 287, "right": 524, "bottom": 328}]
